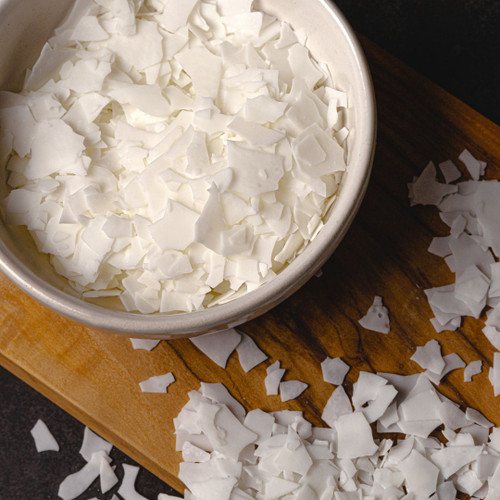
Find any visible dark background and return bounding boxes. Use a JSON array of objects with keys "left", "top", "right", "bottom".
[{"left": 1, "top": 1, "right": 499, "bottom": 498}]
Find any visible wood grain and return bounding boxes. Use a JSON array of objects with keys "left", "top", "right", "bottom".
[{"left": 1, "top": 36, "right": 499, "bottom": 493}]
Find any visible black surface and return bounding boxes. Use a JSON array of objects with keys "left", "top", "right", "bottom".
[
  {"left": 336, "top": 0, "right": 500, "bottom": 125},
  {"left": 1, "top": 2, "right": 499, "bottom": 499}
]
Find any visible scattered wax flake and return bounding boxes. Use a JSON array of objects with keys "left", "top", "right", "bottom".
[
  {"left": 410, "top": 339, "right": 445, "bottom": 374},
  {"left": 320, "top": 357, "right": 350, "bottom": 385},
  {"left": 358, "top": 295, "right": 390, "bottom": 334},
  {"left": 100, "top": 456, "right": 119, "bottom": 494},
  {"left": 58, "top": 451, "right": 105, "bottom": 500},
  {"left": 321, "top": 385, "right": 352, "bottom": 428},
  {"left": 465, "top": 407, "right": 494, "bottom": 428},
  {"left": 263, "top": 477, "right": 299, "bottom": 498},
  {"left": 464, "top": 360, "right": 483, "bottom": 382},
  {"left": 458, "top": 149, "right": 484, "bottom": 180},
  {"left": 490, "top": 262, "right": 500, "bottom": 297},
  {"left": 483, "top": 325, "right": 500, "bottom": 350},
  {"left": 438, "top": 159, "right": 461, "bottom": 183},
  {"left": 431, "top": 446, "right": 483, "bottom": 479},
  {"left": 424, "top": 353, "right": 466, "bottom": 385},
  {"left": 236, "top": 333, "right": 268, "bottom": 373},
  {"left": 279, "top": 380, "right": 308, "bottom": 402},
  {"left": 455, "top": 265, "right": 490, "bottom": 310},
  {"left": 200, "top": 382, "right": 246, "bottom": 422},
  {"left": 244, "top": 409, "right": 275, "bottom": 445},
  {"left": 139, "top": 372, "right": 175, "bottom": 393},
  {"left": 30, "top": 419, "right": 59, "bottom": 452},
  {"left": 490, "top": 353, "right": 500, "bottom": 397},
  {"left": 130, "top": 338, "right": 161, "bottom": 351},
  {"left": 408, "top": 161, "right": 458, "bottom": 206},
  {"left": 190, "top": 328, "right": 242, "bottom": 369},
  {"left": 118, "top": 464, "right": 149, "bottom": 500},
  {"left": 79, "top": 426, "right": 112, "bottom": 462},
  {"left": 182, "top": 441, "right": 211, "bottom": 463},
  {"left": 352, "top": 372, "right": 397, "bottom": 423},
  {"left": 439, "top": 400, "right": 468, "bottom": 430},
  {"left": 336, "top": 412, "right": 377, "bottom": 459},
  {"left": 400, "top": 450, "right": 439, "bottom": 497},
  {"left": 265, "top": 366, "right": 286, "bottom": 396}
]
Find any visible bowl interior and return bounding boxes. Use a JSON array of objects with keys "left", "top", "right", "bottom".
[{"left": 0, "top": 0, "right": 375, "bottom": 337}]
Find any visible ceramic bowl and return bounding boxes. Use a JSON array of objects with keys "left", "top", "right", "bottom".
[{"left": 0, "top": 0, "right": 376, "bottom": 338}]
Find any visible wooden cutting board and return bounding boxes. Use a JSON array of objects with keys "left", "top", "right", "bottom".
[{"left": 1, "top": 36, "right": 499, "bottom": 493}]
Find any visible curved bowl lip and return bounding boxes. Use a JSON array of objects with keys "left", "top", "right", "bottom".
[{"left": 0, "top": 0, "right": 377, "bottom": 338}]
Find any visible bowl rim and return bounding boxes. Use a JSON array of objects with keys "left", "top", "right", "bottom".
[{"left": 0, "top": 0, "right": 377, "bottom": 338}]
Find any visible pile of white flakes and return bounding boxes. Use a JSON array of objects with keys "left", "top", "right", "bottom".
[
  {"left": 174, "top": 370, "right": 500, "bottom": 499},
  {"left": 0, "top": 0, "right": 349, "bottom": 314},
  {"left": 408, "top": 150, "right": 500, "bottom": 395}
]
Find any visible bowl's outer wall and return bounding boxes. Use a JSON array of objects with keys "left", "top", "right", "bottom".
[{"left": 0, "top": 0, "right": 376, "bottom": 337}]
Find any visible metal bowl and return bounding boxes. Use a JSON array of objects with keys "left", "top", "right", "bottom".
[{"left": 0, "top": 0, "right": 376, "bottom": 338}]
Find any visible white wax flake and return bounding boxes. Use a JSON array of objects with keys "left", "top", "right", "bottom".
[
  {"left": 79, "top": 426, "right": 113, "bottom": 462},
  {"left": 321, "top": 357, "right": 350, "bottom": 385},
  {"left": 399, "top": 450, "right": 439, "bottom": 497},
  {"left": 2, "top": 0, "right": 349, "bottom": 314},
  {"left": 410, "top": 339, "right": 445, "bottom": 374},
  {"left": 321, "top": 385, "right": 352, "bottom": 428},
  {"left": 352, "top": 372, "right": 397, "bottom": 423},
  {"left": 182, "top": 441, "right": 211, "bottom": 463},
  {"left": 265, "top": 364, "right": 286, "bottom": 396},
  {"left": 30, "top": 419, "right": 59, "bottom": 452},
  {"left": 483, "top": 325, "right": 500, "bottom": 350},
  {"left": 130, "top": 338, "right": 161, "bottom": 351},
  {"left": 336, "top": 412, "right": 378, "bottom": 459},
  {"left": 227, "top": 141, "right": 284, "bottom": 197},
  {"left": 190, "top": 328, "right": 241, "bottom": 368},
  {"left": 279, "top": 380, "right": 308, "bottom": 402},
  {"left": 465, "top": 407, "right": 494, "bottom": 428},
  {"left": 424, "top": 352, "right": 466, "bottom": 385},
  {"left": 491, "top": 353, "right": 500, "bottom": 397},
  {"left": 438, "top": 159, "right": 461, "bottom": 183},
  {"left": 25, "top": 120, "right": 87, "bottom": 179},
  {"left": 409, "top": 161, "right": 458, "bottom": 206},
  {"left": 100, "top": 457, "right": 119, "bottom": 494},
  {"left": 139, "top": 372, "right": 175, "bottom": 393},
  {"left": 71, "top": 15, "right": 109, "bottom": 42},
  {"left": 149, "top": 201, "right": 199, "bottom": 251},
  {"left": 464, "top": 360, "right": 483, "bottom": 382},
  {"left": 358, "top": 296, "right": 390, "bottom": 334},
  {"left": 458, "top": 149, "right": 484, "bottom": 180},
  {"left": 118, "top": 464, "right": 149, "bottom": 500},
  {"left": 235, "top": 333, "right": 268, "bottom": 373},
  {"left": 58, "top": 451, "right": 106, "bottom": 500},
  {"left": 175, "top": 46, "right": 222, "bottom": 99},
  {"left": 157, "top": 0, "right": 198, "bottom": 32}
]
